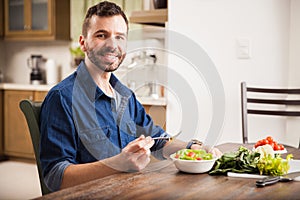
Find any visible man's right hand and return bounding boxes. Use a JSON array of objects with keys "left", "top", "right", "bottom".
[{"left": 102, "top": 135, "right": 154, "bottom": 172}]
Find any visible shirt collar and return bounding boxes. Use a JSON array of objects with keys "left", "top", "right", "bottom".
[{"left": 75, "top": 62, "right": 132, "bottom": 102}]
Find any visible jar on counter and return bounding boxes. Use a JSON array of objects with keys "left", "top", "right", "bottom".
[{"left": 0, "top": 70, "right": 4, "bottom": 83}]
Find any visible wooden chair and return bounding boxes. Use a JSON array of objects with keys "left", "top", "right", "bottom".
[
  {"left": 19, "top": 100, "right": 51, "bottom": 195},
  {"left": 241, "top": 82, "right": 300, "bottom": 147}
]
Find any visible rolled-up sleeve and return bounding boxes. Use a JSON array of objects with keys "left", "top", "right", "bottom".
[{"left": 44, "top": 161, "right": 72, "bottom": 191}]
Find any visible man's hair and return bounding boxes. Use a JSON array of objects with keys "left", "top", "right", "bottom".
[{"left": 82, "top": 1, "right": 128, "bottom": 37}]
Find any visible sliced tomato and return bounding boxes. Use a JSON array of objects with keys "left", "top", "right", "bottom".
[{"left": 187, "top": 152, "right": 196, "bottom": 158}]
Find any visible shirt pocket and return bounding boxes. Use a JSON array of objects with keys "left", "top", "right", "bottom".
[
  {"left": 124, "top": 120, "right": 137, "bottom": 137},
  {"left": 78, "top": 126, "right": 111, "bottom": 144},
  {"left": 78, "top": 126, "right": 119, "bottom": 160}
]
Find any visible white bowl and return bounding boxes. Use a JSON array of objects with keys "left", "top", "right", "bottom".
[{"left": 170, "top": 153, "right": 217, "bottom": 173}]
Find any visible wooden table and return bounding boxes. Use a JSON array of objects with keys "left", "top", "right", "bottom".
[{"left": 35, "top": 143, "right": 300, "bottom": 200}]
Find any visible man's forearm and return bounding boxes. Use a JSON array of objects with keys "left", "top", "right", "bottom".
[{"left": 60, "top": 160, "right": 120, "bottom": 189}]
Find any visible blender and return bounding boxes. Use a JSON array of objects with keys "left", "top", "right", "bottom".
[{"left": 27, "top": 55, "right": 44, "bottom": 85}]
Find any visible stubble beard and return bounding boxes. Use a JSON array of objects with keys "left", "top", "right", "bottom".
[{"left": 86, "top": 47, "right": 125, "bottom": 73}]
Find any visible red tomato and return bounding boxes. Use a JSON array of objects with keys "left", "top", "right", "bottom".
[
  {"left": 175, "top": 154, "right": 179, "bottom": 159},
  {"left": 262, "top": 139, "right": 269, "bottom": 145},
  {"left": 187, "top": 152, "right": 196, "bottom": 158},
  {"left": 256, "top": 140, "right": 262, "bottom": 147},
  {"left": 278, "top": 144, "right": 285, "bottom": 150},
  {"left": 266, "top": 136, "right": 273, "bottom": 143},
  {"left": 196, "top": 157, "right": 202, "bottom": 160},
  {"left": 274, "top": 144, "right": 281, "bottom": 151}
]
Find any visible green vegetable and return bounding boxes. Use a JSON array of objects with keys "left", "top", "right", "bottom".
[
  {"left": 209, "top": 146, "right": 260, "bottom": 175},
  {"left": 174, "top": 149, "right": 213, "bottom": 161},
  {"left": 69, "top": 46, "right": 85, "bottom": 58},
  {"left": 257, "top": 154, "right": 293, "bottom": 176},
  {"left": 209, "top": 146, "right": 293, "bottom": 176}
]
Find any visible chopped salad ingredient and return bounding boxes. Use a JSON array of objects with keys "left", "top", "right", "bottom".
[{"left": 174, "top": 149, "right": 213, "bottom": 161}]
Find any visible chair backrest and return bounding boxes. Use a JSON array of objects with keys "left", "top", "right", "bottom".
[
  {"left": 19, "top": 100, "right": 51, "bottom": 195},
  {"left": 241, "top": 82, "right": 300, "bottom": 146}
]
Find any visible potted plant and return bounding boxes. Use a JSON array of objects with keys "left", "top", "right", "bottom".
[{"left": 69, "top": 46, "right": 85, "bottom": 66}]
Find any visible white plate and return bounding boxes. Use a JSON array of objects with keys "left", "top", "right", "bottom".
[
  {"left": 274, "top": 148, "right": 287, "bottom": 154},
  {"left": 252, "top": 147, "right": 287, "bottom": 154},
  {"left": 288, "top": 159, "right": 300, "bottom": 173}
]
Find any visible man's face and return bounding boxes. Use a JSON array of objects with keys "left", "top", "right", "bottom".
[{"left": 81, "top": 15, "right": 127, "bottom": 72}]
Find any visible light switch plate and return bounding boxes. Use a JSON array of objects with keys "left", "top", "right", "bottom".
[{"left": 236, "top": 38, "right": 251, "bottom": 59}]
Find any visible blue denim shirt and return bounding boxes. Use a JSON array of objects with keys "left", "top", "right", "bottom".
[{"left": 40, "top": 62, "right": 168, "bottom": 191}]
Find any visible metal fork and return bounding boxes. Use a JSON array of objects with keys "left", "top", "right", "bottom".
[{"left": 152, "top": 131, "right": 182, "bottom": 141}]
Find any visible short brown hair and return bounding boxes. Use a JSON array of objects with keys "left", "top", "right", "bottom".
[{"left": 82, "top": 1, "right": 128, "bottom": 37}]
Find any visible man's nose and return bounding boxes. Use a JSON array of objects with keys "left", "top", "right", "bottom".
[{"left": 105, "top": 37, "right": 117, "bottom": 49}]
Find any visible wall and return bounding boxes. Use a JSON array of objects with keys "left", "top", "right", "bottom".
[
  {"left": 286, "top": 0, "right": 300, "bottom": 147},
  {"left": 3, "top": 41, "right": 73, "bottom": 84},
  {"left": 168, "top": 0, "right": 298, "bottom": 146}
]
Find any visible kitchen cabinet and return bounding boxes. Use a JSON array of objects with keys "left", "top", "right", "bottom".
[
  {"left": 0, "top": 0, "right": 3, "bottom": 38},
  {"left": 4, "top": 90, "right": 47, "bottom": 159},
  {"left": 4, "top": 0, "right": 70, "bottom": 41},
  {"left": 0, "top": 90, "right": 4, "bottom": 159},
  {"left": 130, "top": 9, "right": 167, "bottom": 27},
  {"left": 144, "top": 105, "right": 166, "bottom": 130}
]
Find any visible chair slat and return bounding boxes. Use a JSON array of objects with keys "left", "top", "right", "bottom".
[
  {"left": 247, "top": 87, "right": 300, "bottom": 94},
  {"left": 248, "top": 98, "right": 300, "bottom": 105},
  {"left": 248, "top": 109, "right": 300, "bottom": 116}
]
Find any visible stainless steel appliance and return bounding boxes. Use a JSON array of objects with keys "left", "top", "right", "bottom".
[{"left": 27, "top": 55, "right": 44, "bottom": 85}]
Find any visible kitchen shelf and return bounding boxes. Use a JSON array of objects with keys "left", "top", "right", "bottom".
[{"left": 130, "top": 9, "right": 167, "bottom": 27}]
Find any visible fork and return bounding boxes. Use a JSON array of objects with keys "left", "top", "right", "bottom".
[{"left": 152, "top": 131, "right": 182, "bottom": 141}]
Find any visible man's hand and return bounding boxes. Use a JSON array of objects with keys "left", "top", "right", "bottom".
[{"left": 102, "top": 135, "right": 154, "bottom": 172}]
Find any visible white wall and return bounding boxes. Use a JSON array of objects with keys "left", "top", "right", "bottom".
[
  {"left": 168, "top": 0, "right": 298, "bottom": 146},
  {"left": 286, "top": 0, "right": 300, "bottom": 147}
]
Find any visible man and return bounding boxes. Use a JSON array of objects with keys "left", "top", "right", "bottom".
[{"left": 40, "top": 1, "right": 221, "bottom": 192}]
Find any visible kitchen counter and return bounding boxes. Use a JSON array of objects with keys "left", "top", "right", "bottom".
[
  {"left": 137, "top": 96, "right": 167, "bottom": 106},
  {"left": 0, "top": 83, "right": 167, "bottom": 106},
  {"left": 0, "top": 83, "right": 54, "bottom": 91}
]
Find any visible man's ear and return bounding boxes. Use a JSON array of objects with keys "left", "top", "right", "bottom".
[{"left": 79, "top": 35, "right": 86, "bottom": 52}]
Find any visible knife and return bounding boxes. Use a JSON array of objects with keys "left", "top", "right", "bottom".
[{"left": 256, "top": 171, "right": 300, "bottom": 187}]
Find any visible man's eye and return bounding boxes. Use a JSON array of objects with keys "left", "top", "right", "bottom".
[
  {"left": 97, "top": 34, "right": 106, "bottom": 38},
  {"left": 116, "top": 35, "right": 125, "bottom": 40}
]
